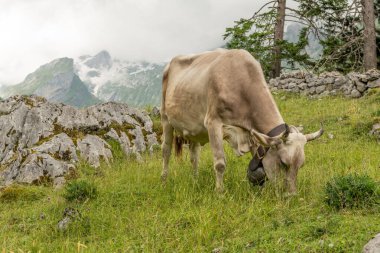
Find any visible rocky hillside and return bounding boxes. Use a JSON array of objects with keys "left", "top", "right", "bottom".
[
  {"left": 0, "top": 58, "right": 101, "bottom": 107},
  {"left": 0, "top": 95, "right": 159, "bottom": 187}
]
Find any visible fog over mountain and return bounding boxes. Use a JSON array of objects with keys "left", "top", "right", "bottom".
[
  {"left": 0, "top": 50, "right": 165, "bottom": 107},
  {"left": 0, "top": 0, "right": 273, "bottom": 85}
]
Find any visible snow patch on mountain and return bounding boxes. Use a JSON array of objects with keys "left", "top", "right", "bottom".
[{"left": 75, "top": 50, "right": 165, "bottom": 98}]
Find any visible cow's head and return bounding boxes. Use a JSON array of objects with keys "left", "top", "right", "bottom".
[{"left": 250, "top": 125, "right": 323, "bottom": 195}]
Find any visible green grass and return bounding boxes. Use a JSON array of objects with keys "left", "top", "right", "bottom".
[{"left": 1, "top": 92, "right": 380, "bottom": 252}]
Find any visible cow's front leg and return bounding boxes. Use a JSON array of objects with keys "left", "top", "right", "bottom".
[
  {"left": 206, "top": 121, "right": 226, "bottom": 193},
  {"left": 189, "top": 142, "right": 201, "bottom": 177},
  {"left": 161, "top": 116, "right": 174, "bottom": 181}
]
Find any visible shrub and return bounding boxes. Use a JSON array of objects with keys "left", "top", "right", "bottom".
[
  {"left": 63, "top": 179, "right": 98, "bottom": 202},
  {"left": 324, "top": 174, "right": 379, "bottom": 210}
]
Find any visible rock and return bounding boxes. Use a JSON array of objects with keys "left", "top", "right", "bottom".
[
  {"left": 57, "top": 207, "right": 81, "bottom": 231},
  {"left": 334, "top": 77, "right": 347, "bottom": 88},
  {"left": 370, "top": 123, "right": 380, "bottom": 139},
  {"left": 1, "top": 153, "right": 75, "bottom": 186},
  {"left": 308, "top": 87, "right": 316, "bottom": 95},
  {"left": 288, "top": 83, "right": 296, "bottom": 89},
  {"left": 316, "top": 85, "right": 326, "bottom": 94},
  {"left": 350, "top": 89, "right": 362, "bottom": 98},
  {"left": 146, "top": 133, "right": 160, "bottom": 153},
  {"left": 367, "top": 79, "right": 380, "bottom": 88},
  {"left": 0, "top": 95, "right": 158, "bottom": 187},
  {"left": 77, "top": 135, "right": 113, "bottom": 167},
  {"left": 151, "top": 106, "right": 160, "bottom": 117},
  {"left": 323, "top": 77, "right": 335, "bottom": 85},
  {"left": 212, "top": 247, "right": 225, "bottom": 253},
  {"left": 319, "top": 91, "right": 330, "bottom": 98},
  {"left": 362, "top": 233, "right": 380, "bottom": 253},
  {"left": 32, "top": 133, "right": 78, "bottom": 162},
  {"left": 299, "top": 82, "right": 307, "bottom": 90},
  {"left": 105, "top": 128, "right": 120, "bottom": 141},
  {"left": 128, "top": 126, "right": 146, "bottom": 153},
  {"left": 366, "top": 69, "right": 380, "bottom": 80},
  {"left": 355, "top": 80, "right": 367, "bottom": 93}
]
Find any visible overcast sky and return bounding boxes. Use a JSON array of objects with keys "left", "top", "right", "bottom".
[{"left": 0, "top": 0, "right": 279, "bottom": 85}]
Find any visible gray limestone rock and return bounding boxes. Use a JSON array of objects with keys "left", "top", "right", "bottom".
[
  {"left": 32, "top": 133, "right": 78, "bottom": 162},
  {"left": 350, "top": 89, "right": 362, "bottom": 98},
  {"left": 367, "top": 79, "right": 380, "bottom": 88},
  {"left": 355, "top": 80, "right": 367, "bottom": 93},
  {"left": 151, "top": 106, "right": 160, "bottom": 117},
  {"left": 0, "top": 95, "right": 159, "bottom": 187},
  {"left": 362, "top": 233, "right": 380, "bottom": 253},
  {"left": 1, "top": 153, "right": 75, "bottom": 187},
  {"left": 316, "top": 85, "right": 326, "bottom": 94},
  {"left": 77, "top": 135, "right": 113, "bottom": 167}
]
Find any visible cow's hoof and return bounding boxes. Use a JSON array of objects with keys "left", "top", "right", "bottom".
[
  {"left": 161, "top": 173, "right": 168, "bottom": 182},
  {"left": 283, "top": 192, "right": 298, "bottom": 199},
  {"left": 215, "top": 186, "right": 225, "bottom": 194}
]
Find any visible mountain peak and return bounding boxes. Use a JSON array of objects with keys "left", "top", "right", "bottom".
[{"left": 83, "top": 50, "right": 112, "bottom": 69}]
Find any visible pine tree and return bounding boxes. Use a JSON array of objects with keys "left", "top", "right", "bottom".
[{"left": 223, "top": 0, "right": 314, "bottom": 78}]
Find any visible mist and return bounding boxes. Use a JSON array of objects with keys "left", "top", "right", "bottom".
[{"left": 0, "top": 0, "right": 270, "bottom": 85}]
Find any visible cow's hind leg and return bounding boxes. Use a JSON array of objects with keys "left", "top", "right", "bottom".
[
  {"left": 189, "top": 142, "right": 201, "bottom": 177},
  {"left": 206, "top": 121, "right": 226, "bottom": 193},
  {"left": 161, "top": 116, "right": 174, "bottom": 181}
]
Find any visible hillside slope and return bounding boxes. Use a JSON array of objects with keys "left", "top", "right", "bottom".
[
  {"left": 0, "top": 58, "right": 101, "bottom": 107},
  {"left": 0, "top": 91, "right": 379, "bottom": 252}
]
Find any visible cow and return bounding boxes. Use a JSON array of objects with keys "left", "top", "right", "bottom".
[{"left": 160, "top": 48, "right": 323, "bottom": 195}]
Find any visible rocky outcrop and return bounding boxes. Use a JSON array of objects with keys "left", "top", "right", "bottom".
[
  {"left": 0, "top": 95, "right": 159, "bottom": 187},
  {"left": 370, "top": 123, "right": 380, "bottom": 140},
  {"left": 362, "top": 233, "right": 380, "bottom": 253},
  {"left": 268, "top": 69, "right": 380, "bottom": 98}
]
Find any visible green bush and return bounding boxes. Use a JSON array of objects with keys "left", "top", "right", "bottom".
[
  {"left": 63, "top": 179, "right": 98, "bottom": 202},
  {"left": 324, "top": 174, "right": 379, "bottom": 210}
]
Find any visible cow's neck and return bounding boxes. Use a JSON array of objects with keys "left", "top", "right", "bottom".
[{"left": 247, "top": 85, "right": 285, "bottom": 134}]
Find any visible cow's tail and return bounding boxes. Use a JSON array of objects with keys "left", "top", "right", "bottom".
[{"left": 174, "top": 135, "right": 184, "bottom": 157}]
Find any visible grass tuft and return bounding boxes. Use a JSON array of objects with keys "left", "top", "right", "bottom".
[
  {"left": 63, "top": 179, "right": 98, "bottom": 202},
  {"left": 324, "top": 173, "right": 379, "bottom": 210}
]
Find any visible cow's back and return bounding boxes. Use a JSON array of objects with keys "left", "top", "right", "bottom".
[{"left": 162, "top": 49, "right": 283, "bottom": 141}]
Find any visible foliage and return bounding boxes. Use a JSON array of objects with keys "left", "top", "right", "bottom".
[
  {"left": 296, "top": 0, "right": 380, "bottom": 72},
  {"left": 224, "top": 0, "right": 380, "bottom": 76},
  {"left": 224, "top": 2, "right": 313, "bottom": 78},
  {"left": 324, "top": 173, "right": 379, "bottom": 210},
  {"left": 63, "top": 179, "right": 98, "bottom": 202}
]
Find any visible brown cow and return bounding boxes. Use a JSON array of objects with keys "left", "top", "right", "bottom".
[{"left": 161, "top": 49, "right": 322, "bottom": 195}]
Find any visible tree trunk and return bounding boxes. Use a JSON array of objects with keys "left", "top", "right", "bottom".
[
  {"left": 361, "top": 0, "right": 377, "bottom": 70},
  {"left": 272, "top": 0, "right": 286, "bottom": 78}
]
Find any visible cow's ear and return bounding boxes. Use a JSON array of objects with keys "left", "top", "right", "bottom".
[{"left": 250, "top": 128, "right": 283, "bottom": 147}]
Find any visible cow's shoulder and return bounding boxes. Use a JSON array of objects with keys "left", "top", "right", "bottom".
[
  {"left": 215, "top": 49, "right": 261, "bottom": 68},
  {"left": 170, "top": 48, "right": 228, "bottom": 68}
]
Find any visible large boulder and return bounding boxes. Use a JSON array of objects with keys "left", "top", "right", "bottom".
[
  {"left": 362, "top": 233, "right": 380, "bottom": 253},
  {"left": 0, "top": 95, "right": 159, "bottom": 187}
]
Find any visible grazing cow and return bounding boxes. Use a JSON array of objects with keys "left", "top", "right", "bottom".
[{"left": 160, "top": 49, "right": 323, "bottom": 195}]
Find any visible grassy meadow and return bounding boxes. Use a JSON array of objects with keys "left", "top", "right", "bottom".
[{"left": 1, "top": 91, "right": 380, "bottom": 252}]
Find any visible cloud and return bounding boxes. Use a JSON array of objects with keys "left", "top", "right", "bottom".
[{"left": 0, "top": 0, "right": 268, "bottom": 84}]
